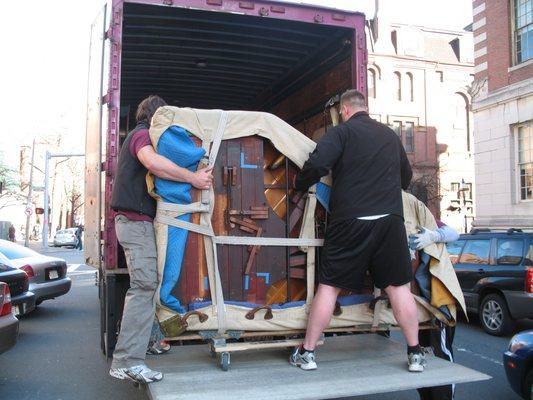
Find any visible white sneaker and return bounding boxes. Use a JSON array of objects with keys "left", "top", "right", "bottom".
[
  {"left": 289, "top": 346, "right": 317, "bottom": 371},
  {"left": 408, "top": 352, "right": 427, "bottom": 372},
  {"left": 109, "top": 367, "right": 129, "bottom": 380},
  {"left": 110, "top": 364, "right": 163, "bottom": 383}
]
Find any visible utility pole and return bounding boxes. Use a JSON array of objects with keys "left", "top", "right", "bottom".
[
  {"left": 42, "top": 152, "right": 84, "bottom": 248},
  {"left": 24, "top": 138, "right": 36, "bottom": 247}
]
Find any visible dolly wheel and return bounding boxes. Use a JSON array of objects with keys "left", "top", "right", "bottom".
[{"left": 220, "top": 352, "right": 230, "bottom": 371}]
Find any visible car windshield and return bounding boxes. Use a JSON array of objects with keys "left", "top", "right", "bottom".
[{"left": 0, "top": 240, "right": 40, "bottom": 260}]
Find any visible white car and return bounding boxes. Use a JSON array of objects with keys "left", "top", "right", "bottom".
[{"left": 53, "top": 228, "right": 78, "bottom": 248}]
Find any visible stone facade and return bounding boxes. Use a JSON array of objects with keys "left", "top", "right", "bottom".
[
  {"left": 367, "top": 10, "right": 476, "bottom": 232},
  {"left": 471, "top": 0, "right": 533, "bottom": 229}
]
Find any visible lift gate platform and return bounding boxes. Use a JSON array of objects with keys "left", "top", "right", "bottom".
[{"left": 146, "top": 334, "right": 489, "bottom": 400}]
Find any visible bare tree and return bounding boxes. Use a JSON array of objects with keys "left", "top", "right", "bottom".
[
  {"left": 0, "top": 158, "right": 25, "bottom": 210},
  {"left": 63, "top": 158, "right": 84, "bottom": 227}
]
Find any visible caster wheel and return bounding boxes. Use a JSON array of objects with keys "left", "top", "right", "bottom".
[{"left": 220, "top": 352, "right": 230, "bottom": 371}]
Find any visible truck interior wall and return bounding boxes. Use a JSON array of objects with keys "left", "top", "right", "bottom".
[
  {"left": 118, "top": 2, "right": 356, "bottom": 130},
  {"left": 112, "top": 3, "right": 364, "bottom": 271}
]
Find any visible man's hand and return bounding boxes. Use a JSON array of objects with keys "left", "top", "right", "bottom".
[
  {"left": 408, "top": 227, "right": 440, "bottom": 250},
  {"left": 190, "top": 166, "right": 214, "bottom": 190}
]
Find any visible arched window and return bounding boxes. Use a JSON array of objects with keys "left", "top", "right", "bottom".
[
  {"left": 394, "top": 71, "right": 402, "bottom": 101},
  {"left": 406, "top": 72, "right": 414, "bottom": 102},
  {"left": 454, "top": 92, "right": 471, "bottom": 152},
  {"left": 368, "top": 69, "right": 377, "bottom": 98}
]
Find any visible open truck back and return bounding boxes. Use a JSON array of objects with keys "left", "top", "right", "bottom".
[{"left": 84, "top": 0, "right": 489, "bottom": 398}]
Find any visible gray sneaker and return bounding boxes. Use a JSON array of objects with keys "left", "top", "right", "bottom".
[
  {"left": 110, "top": 364, "right": 163, "bottom": 383},
  {"left": 289, "top": 346, "right": 317, "bottom": 371},
  {"left": 408, "top": 352, "right": 427, "bottom": 372}
]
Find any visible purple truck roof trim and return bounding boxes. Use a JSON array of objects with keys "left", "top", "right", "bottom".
[{"left": 115, "top": 0, "right": 365, "bottom": 29}]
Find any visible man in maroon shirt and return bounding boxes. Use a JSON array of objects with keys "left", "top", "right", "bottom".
[{"left": 109, "top": 96, "right": 213, "bottom": 384}]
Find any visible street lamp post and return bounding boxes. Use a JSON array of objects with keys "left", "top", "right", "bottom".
[{"left": 42, "top": 152, "right": 84, "bottom": 248}]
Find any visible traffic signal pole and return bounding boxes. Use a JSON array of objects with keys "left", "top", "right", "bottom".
[{"left": 24, "top": 138, "right": 36, "bottom": 248}]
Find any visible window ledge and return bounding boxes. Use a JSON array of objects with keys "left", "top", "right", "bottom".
[{"left": 508, "top": 58, "right": 533, "bottom": 72}]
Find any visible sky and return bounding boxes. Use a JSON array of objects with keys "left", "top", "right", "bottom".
[{"left": 0, "top": 0, "right": 473, "bottom": 168}]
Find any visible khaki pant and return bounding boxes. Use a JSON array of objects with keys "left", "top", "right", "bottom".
[{"left": 111, "top": 215, "right": 158, "bottom": 369}]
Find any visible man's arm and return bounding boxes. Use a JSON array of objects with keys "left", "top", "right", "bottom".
[
  {"left": 294, "top": 128, "right": 344, "bottom": 191},
  {"left": 399, "top": 140, "right": 412, "bottom": 190},
  {"left": 137, "top": 145, "right": 213, "bottom": 190}
]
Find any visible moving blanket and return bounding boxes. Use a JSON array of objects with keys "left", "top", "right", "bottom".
[
  {"left": 153, "top": 126, "right": 205, "bottom": 314},
  {"left": 149, "top": 107, "right": 463, "bottom": 333}
]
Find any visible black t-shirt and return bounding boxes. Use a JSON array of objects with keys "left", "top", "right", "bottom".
[{"left": 295, "top": 111, "right": 412, "bottom": 221}]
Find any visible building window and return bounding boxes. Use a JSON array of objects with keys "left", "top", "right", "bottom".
[
  {"left": 406, "top": 72, "right": 414, "bottom": 102},
  {"left": 392, "top": 121, "right": 402, "bottom": 137},
  {"left": 390, "top": 119, "right": 415, "bottom": 153},
  {"left": 437, "top": 71, "right": 444, "bottom": 82},
  {"left": 451, "top": 182, "right": 461, "bottom": 192},
  {"left": 394, "top": 72, "right": 402, "bottom": 101},
  {"left": 517, "top": 123, "right": 533, "bottom": 201},
  {"left": 368, "top": 69, "right": 377, "bottom": 98},
  {"left": 405, "top": 122, "right": 414, "bottom": 152},
  {"left": 514, "top": 0, "right": 533, "bottom": 64},
  {"left": 454, "top": 93, "right": 471, "bottom": 152}
]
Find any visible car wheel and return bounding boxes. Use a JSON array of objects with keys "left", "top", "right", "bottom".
[
  {"left": 523, "top": 369, "right": 533, "bottom": 400},
  {"left": 479, "top": 294, "right": 515, "bottom": 336}
]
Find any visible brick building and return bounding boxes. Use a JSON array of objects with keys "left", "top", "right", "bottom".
[{"left": 471, "top": 0, "right": 533, "bottom": 228}]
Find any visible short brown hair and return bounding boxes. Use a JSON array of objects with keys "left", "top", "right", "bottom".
[
  {"left": 135, "top": 95, "right": 167, "bottom": 125},
  {"left": 339, "top": 89, "right": 366, "bottom": 110}
]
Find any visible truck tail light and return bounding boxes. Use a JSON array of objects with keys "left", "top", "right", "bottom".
[
  {"left": 526, "top": 268, "right": 533, "bottom": 294},
  {"left": 0, "top": 284, "right": 12, "bottom": 317},
  {"left": 20, "top": 264, "right": 35, "bottom": 278}
]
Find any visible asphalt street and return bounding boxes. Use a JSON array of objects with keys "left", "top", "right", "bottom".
[{"left": 0, "top": 245, "right": 531, "bottom": 400}]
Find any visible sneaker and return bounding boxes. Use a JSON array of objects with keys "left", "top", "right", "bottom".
[
  {"left": 109, "top": 367, "right": 129, "bottom": 381},
  {"left": 408, "top": 352, "right": 427, "bottom": 372},
  {"left": 147, "top": 339, "right": 171, "bottom": 355},
  {"left": 110, "top": 365, "right": 163, "bottom": 383},
  {"left": 289, "top": 346, "right": 317, "bottom": 371}
]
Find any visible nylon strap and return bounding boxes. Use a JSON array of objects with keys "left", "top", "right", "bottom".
[
  {"left": 157, "top": 201, "right": 210, "bottom": 214},
  {"left": 208, "top": 111, "right": 228, "bottom": 167},
  {"left": 155, "top": 215, "right": 215, "bottom": 237},
  {"left": 371, "top": 288, "right": 383, "bottom": 329}
]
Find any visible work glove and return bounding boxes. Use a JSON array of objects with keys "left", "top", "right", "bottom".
[{"left": 408, "top": 227, "right": 441, "bottom": 250}]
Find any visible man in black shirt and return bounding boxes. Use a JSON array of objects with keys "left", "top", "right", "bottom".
[{"left": 290, "top": 89, "right": 426, "bottom": 372}]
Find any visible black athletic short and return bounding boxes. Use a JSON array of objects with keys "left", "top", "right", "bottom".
[{"left": 319, "top": 214, "right": 413, "bottom": 291}]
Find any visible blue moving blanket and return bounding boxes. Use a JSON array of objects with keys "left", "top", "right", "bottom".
[{"left": 155, "top": 126, "right": 206, "bottom": 314}]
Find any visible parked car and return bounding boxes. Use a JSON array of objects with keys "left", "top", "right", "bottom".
[
  {"left": 0, "top": 282, "right": 19, "bottom": 354},
  {"left": 0, "top": 240, "right": 71, "bottom": 306},
  {"left": 446, "top": 228, "right": 533, "bottom": 336},
  {"left": 504, "top": 330, "right": 533, "bottom": 399},
  {"left": 53, "top": 228, "right": 78, "bottom": 247},
  {"left": 0, "top": 254, "right": 35, "bottom": 316}
]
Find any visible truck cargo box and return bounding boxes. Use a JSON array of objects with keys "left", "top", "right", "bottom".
[{"left": 85, "top": 0, "right": 367, "bottom": 356}]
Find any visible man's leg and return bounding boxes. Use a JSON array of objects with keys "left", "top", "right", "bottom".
[
  {"left": 110, "top": 217, "right": 161, "bottom": 382},
  {"left": 384, "top": 283, "right": 419, "bottom": 346},
  {"left": 303, "top": 284, "right": 342, "bottom": 351},
  {"left": 291, "top": 283, "right": 341, "bottom": 370}
]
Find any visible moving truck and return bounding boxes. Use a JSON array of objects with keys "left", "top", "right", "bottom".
[{"left": 84, "top": 1, "right": 489, "bottom": 398}]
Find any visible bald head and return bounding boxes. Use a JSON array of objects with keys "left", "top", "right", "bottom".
[{"left": 339, "top": 89, "right": 367, "bottom": 122}]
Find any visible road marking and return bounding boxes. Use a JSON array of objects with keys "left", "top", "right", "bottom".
[
  {"left": 68, "top": 270, "right": 97, "bottom": 276},
  {"left": 455, "top": 347, "right": 503, "bottom": 366},
  {"left": 67, "top": 264, "right": 82, "bottom": 272}
]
